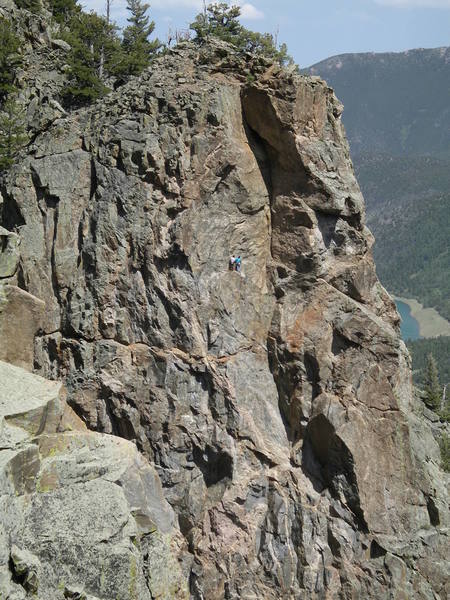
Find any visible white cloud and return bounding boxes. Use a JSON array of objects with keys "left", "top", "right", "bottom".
[
  {"left": 239, "top": 3, "right": 265, "bottom": 20},
  {"left": 82, "top": 0, "right": 265, "bottom": 22},
  {"left": 148, "top": 0, "right": 265, "bottom": 17},
  {"left": 149, "top": 0, "right": 203, "bottom": 8},
  {"left": 81, "top": 0, "right": 127, "bottom": 19},
  {"left": 374, "top": 0, "right": 450, "bottom": 7},
  {"left": 82, "top": 0, "right": 203, "bottom": 11},
  {"left": 81, "top": 0, "right": 203, "bottom": 24}
]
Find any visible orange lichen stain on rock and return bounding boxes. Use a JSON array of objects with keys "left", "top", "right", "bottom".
[
  {"left": 294, "top": 83, "right": 328, "bottom": 137},
  {"left": 284, "top": 286, "right": 330, "bottom": 353},
  {"left": 285, "top": 304, "right": 323, "bottom": 353}
]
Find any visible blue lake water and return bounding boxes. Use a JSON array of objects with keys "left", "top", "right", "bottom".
[{"left": 395, "top": 300, "right": 421, "bottom": 341}]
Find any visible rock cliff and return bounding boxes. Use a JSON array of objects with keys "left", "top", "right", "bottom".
[
  {"left": 0, "top": 357, "right": 189, "bottom": 600},
  {"left": 0, "top": 40, "right": 448, "bottom": 599},
  {"left": 0, "top": 0, "right": 70, "bottom": 131}
]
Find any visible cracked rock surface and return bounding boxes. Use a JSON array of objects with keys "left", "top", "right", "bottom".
[
  {"left": 0, "top": 359, "right": 189, "bottom": 600},
  {"left": 1, "top": 40, "right": 449, "bottom": 598}
]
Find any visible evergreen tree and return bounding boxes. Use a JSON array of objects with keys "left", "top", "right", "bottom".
[
  {"left": 424, "top": 353, "right": 442, "bottom": 410},
  {"left": 190, "top": 2, "right": 241, "bottom": 44},
  {"left": 439, "top": 433, "right": 450, "bottom": 472},
  {"left": 190, "top": 3, "right": 293, "bottom": 66},
  {"left": 0, "top": 95, "right": 28, "bottom": 172},
  {"left": 244, "top": 31, "right": 293, "bottom": 66},
  {"left": 440, "top": 384, "right": 449, "bottom": 421},
  {"left": 121, "top": 0, "right": 160, "bottom": 78},
  {"left": 0, "top": 18, "right": 22, "bottom": 100},
  {"left": 48, "top": 0, "right": 80, "bottom": 25},
  {"left": 62, "top": 12, "right": 123, "bottom": 106},
  {"left": 14, "top": 0, "right": 41, "bottom": 13}
]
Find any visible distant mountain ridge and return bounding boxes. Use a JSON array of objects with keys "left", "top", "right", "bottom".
[
  {"left": 306, "top": 46, "right": 450, "bottom": 158},
  {"left": 305, "top": 46, "right": 450, "bottom": 324}
]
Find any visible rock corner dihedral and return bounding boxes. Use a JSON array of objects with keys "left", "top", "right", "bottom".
[{"left": 0, "top": 39, "right": 448, "bottom": 599}]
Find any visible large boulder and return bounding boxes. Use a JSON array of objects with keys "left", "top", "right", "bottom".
[
  {"left": 0, "top": 285, "right": 45, "bottom": 371},
  {"left": 0, "top": 360, "right": 189, "bottom": 600},
  {"left": 0, "top": 226, "right": 20, "bottom": 278}
]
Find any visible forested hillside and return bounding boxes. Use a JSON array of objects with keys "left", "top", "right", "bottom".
[
  {"left": 407, "top": 336, "right": 450, "bottom": 388},
  {"left": 306, "top": 47, "right": 450, "bottom": 158},
  {"left": 306, "top": 48, "right": 450, "bottom": 324},
  {"left": 355, "top": 155, "right": 450, "bottom": 320}
]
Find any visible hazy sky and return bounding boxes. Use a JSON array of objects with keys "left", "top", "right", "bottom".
[{"left": 82, "top": 0, "right": 450, "bottom": 66}]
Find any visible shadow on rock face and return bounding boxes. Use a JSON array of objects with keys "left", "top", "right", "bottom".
[
  {"left": 304, "top": 413, "right": 369, "bottom": 533},
  {"left": 192, "top": 443, "right": 233, "bottom": 487}
]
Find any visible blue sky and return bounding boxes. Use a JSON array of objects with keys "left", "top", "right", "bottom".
[{"left": 82, "top": 0, "right": 450, "bottom": 66}]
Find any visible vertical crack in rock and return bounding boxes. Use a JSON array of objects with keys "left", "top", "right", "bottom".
[{"left": 241, "top": 82, "right": 369, "bottom": 538}]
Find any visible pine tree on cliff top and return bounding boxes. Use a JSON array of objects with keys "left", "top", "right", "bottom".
[
  {"left": 121, "top": 0, "right": 161, "bottom": 78},
  {"left": 190, "top": 2, "right": 293, "bottom": 66},
  {"left": 191, "top": 2, "right": 242, "bottom": 44},
  {"left": 48, "top": 0, "right": 80, "bottom": 25},
  {"left": 424, "top": 353, "right": 442, "bottom": 410},
  {"left": 62, "top": 11, "right": 124, "bottom": 106}
]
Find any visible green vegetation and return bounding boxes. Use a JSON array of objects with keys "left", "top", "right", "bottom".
[
  {"left": 305, "top": 48, "right": 450, "bottom": 158},
  {"left": 0, "top": 0, "right": 295, "bottom": 170},
  {"left": 60, "top": 0, "right": 160, "bottom": 106},
  {"left": 406, "top": 341, "right": 449, "bottom": 470},
  {"left": 14, "top": 0, "right": 41, "bottom": 13},
  {"left": 407, "top": 336, "right": 450, "bottom": 389},
  {"left": 354, "top": 153, "right": 450, "bottom": 205},
  {"left": 62, "top": 11, "right": 123, "bottom": 106},
  {"left": 0, "top": 18, "right": 27, "bottom": 174},
  {"left": 407, "top": 339, "right": 449, "bottom": 421},
  {"left": 369, "top": 190, "right": 450, "bottom": 322},
  {"left": 59, "top": 1, "right": 293, "bottom": 107},
  {"left": 47, "top": 0, "right": 79, "bottom": 25},
  {"left": 0, "top": 18, "right": 22, "bottom": 100},
  {"left": 0, "top": 95, "right": 28, "bottom": 171},
  {"left": 191, "top": 3, "right": 242, "bottom": 43},
  {"left": 373, "top": 198, "right": 449, "bottom": 320},
  {"left": 121, "top": 0, "right": 161, "bottom": 78},
  {"left": 190, "top": 3, "right": 293, "bottom": 66},
  {"left": 13, "top": 0, "right": 293, "bottom": 112},
  {"left": 423, "top": 353, "right": 442, "bottom": 410},
  {"left": 354, "top": 154, "right": 450, "bottom": 321},
  {"left": 306, "top": 50, "right": 450, "bottom": 334},
  {"left": 439, "top": 434, "right": 450, "bottom": 472}
]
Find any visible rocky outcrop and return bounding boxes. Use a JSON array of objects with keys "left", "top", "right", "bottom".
[
  {"left": 0, "top": 285, "right": 44, "bottom": 370},
  {"left": 0, "top": 301, "right": 189, "bottom": 600},
  {"left": 1, "top": 40, "right": 448, "bottom": 598},
  {"left": 0, "top": 0, "right": 69, "bottom": 131}
]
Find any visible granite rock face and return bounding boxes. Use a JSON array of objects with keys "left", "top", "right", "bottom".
[
  {"left": 0, "top": 285, "right": 45, "bottom": 370},
  {"left": 0, "top": 282, "right": 189, "bottom": 600},
  {"left": 0, "top": 227, "right": 20, "bottom": 278},
  {"left": 0, "top": 354, "right": 188, "bottom": 600},
  {"left": 0, "top": 358, "right": 189, "bottom": 600},
  {"left": 1, "top": 41, "right": 449, "bottom": 598}
]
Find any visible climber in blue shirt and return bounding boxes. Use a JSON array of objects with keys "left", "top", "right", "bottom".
[{"left": 235, "top": 256, "right": 241, "bottom": 273}]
